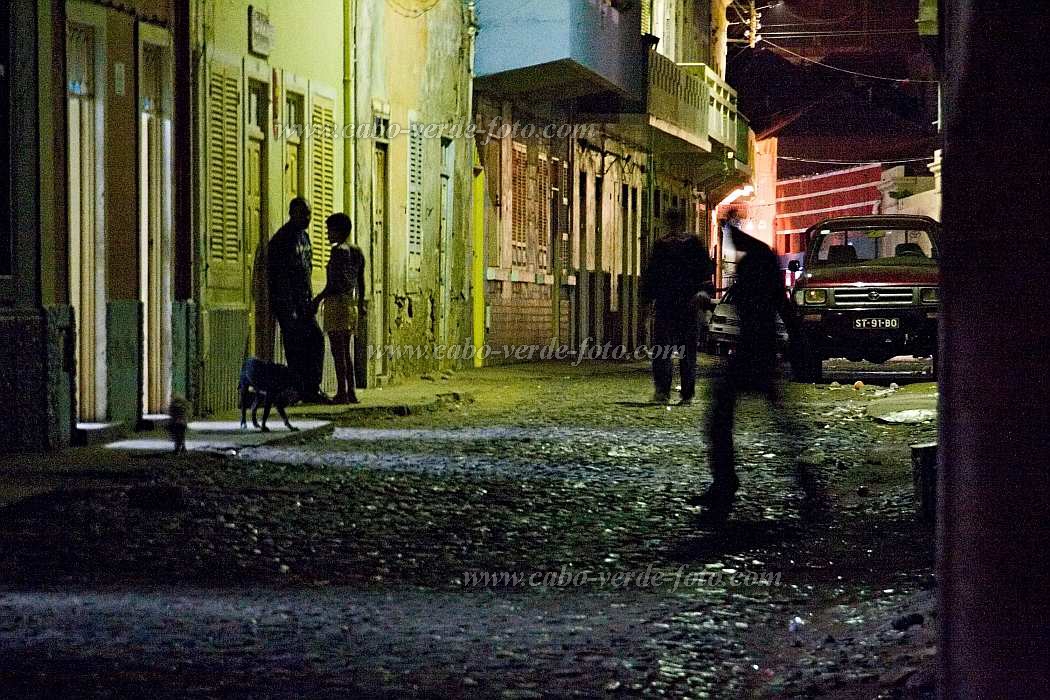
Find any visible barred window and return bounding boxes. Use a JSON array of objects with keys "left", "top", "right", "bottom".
[{"left": 537, "top": 154, "right": 550, "bottom": 271}]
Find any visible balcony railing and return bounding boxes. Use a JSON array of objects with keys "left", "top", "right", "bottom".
[
  {"left": 701, "top": 63, "right": 741, "bottom": 150},
  {"left": 918, "top": 0, "right": 938, "bottom": 36},
  {"left": 663, "top": 61, "right": 750, "bottom": 167},
  {"left": 646, "top": 50, "right": 709, "bottom": 150},
  {"left": 736, "top": 114, "right": 751, "bottom": 169}
]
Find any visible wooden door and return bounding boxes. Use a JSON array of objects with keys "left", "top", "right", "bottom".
[
  {"left": 372, "top": 144, "right": 390, "bottom": 377},
  {"left": 138, "top": 41, "right": 172, "bottom": 414},
  {"left": 67, "top": 22, "right": 104, "bottom": 421}
]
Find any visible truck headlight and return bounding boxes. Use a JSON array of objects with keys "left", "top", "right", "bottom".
[
  {"left": 920, "top": 288, "right": 939, "bottom": 304},
  {"left": 804, "top": 289, "right": 828, "bottom": 305}
]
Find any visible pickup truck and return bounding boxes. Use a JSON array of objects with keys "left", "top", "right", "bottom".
[{"left": 789, "top": 215, "right": 941, "bottom": 382}]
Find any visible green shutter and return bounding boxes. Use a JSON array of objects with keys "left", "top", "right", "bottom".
[
  {"left": 309, "top": 95, "right": 336, "bottom": 271},
  {"left": 206, "top": 61, "right": 242, "bottom": 291}
]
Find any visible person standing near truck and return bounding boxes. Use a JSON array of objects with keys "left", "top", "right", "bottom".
[{"left": 640, "top": 208, "right": 715, "bottom": 406}]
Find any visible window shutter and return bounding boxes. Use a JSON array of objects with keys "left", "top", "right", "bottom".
[
  {"left": 309, "top": 94, "right": 336, "bottom": 271},
  {"left": 407, "top": 122, "right": 424, "bottom": 277},
  {"left": 206, "top": 60, "right": 242, "bottom": 289},
  {"left": 537, "top": 154, "right": 550, "bottom": 271},
  {"left": 557, "top": 160, "right": 571, "bottom": 272},
  {"left": 511, "top": 142, "right": 527, "bottom": 267}
]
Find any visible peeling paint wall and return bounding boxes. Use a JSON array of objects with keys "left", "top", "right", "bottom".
[{"left": 353, "top": 0, "right": 475, "bottom": 380}]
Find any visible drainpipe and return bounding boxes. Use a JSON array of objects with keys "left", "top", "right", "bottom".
[
  {"left": 343, "top": 0, "right": 356, "bottom": 241},
  {"left": 567, "top": 105, "right": 577, "bottom": 349},
  {"left": 465, "top": 1, "right": 484, "bottom": 367}
]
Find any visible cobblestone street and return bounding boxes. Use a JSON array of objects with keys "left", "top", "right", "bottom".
[{"left": 0, "top": 361, "right": 938, "bottom": 697}]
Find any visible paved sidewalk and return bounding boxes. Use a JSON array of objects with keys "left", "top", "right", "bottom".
[
  {"left": 0, "top": 368, "right": 487, "bottom": 508},
  {"left": 106, "top": 419, "right": 334, "bottom": 454}
]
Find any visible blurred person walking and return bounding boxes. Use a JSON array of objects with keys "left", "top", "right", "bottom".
[{"left": 695, "top": 218, "right": 815, "bottom": 518}]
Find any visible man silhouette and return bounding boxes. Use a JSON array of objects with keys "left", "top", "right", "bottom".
[
  {"left": 267, "top": 197, "right": 327, "bottom": 403},
  {"left": 640, "top": 208, "right": 714, "bottom": 405}
]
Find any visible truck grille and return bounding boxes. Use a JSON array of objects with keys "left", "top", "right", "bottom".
[{"left": 832, "top": 287, "right": 915, "bottom": 307}]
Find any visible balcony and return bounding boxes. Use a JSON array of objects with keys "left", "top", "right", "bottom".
[
  {"left": 645, "top": 50, "right": 711, "bottom": 153},
  {"left": 474, "top": 0, "right": 645, "bottom": 100},
  {"left": 595, "top": 54, "right": 752, "bottom": 175}
]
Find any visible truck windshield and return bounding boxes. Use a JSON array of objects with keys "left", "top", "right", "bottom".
[{"left": 808, "top": 228, "right": 939, "bottom": 267}]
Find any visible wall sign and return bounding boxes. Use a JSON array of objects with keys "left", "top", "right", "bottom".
[{"left": 248, "top": 6, "right": 274, "bottom": 58}]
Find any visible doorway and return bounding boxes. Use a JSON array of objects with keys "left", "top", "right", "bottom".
[
  {"left": 438, "top": 138, "right": 454, "bottom": 349},
  {"left": 138, "top": 34, "right": 173, "bottom": 414},
  {"left": 67, "top": 19, "right": 106, "bottom": 422},
  {"left": 593, "top": 174, "right": 604, "bottom": 345},
  {"left": 372, "top": 143, "right": 391, "bottom": 378},
  {"left": 246, "top": 79, "right": 269, "bottom": 362}
]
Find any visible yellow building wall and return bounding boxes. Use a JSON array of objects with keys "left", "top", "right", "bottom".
[
  {"left": 194, "top": 0, "right": 347, "bottom": 410},
  {"left": 198, "top": 0, "right": 346, "bottom": 294}
]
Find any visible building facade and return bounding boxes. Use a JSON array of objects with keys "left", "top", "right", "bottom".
[
  {"left": 1, "top": 0, "right": 193, "bottom": 450},
  {"left": 192, "top": 0, "right": 350, "bottom": 413},
  {"left": 774, "top": 164, "right": 884, "bottom": 283},
  {"left": 878, "top": 152, "right": 941, "bottom": 221},
  {"left": 473, "top": 0, "right": 753, "bottom": 362},
  {"left": 351, "top": 0, "right": 477, "bottom": 381}
]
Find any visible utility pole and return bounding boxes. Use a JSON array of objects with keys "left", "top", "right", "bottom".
[
  {"left": 748, "top": 0, "right": 758, "bottom": 48},
  {"left": 728, "top": 0, "right": 764, "bottom": 50}
]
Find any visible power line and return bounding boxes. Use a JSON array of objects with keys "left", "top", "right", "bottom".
[
  {"left": 763, "top": 40, "right": 938, "bottom": 84},
  {"left": 779, "top": 155, "right": 935, "bottom": 165},
  {"left": 762, "top": 29, "right": 919, "bottom": 38},
  {"left": 762, "top": 19, "right": 861, "bottom": 27}
]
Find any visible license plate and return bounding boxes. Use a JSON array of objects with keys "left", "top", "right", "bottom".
[{"left": 854, "top": 318, "right": 900, "bottom": 330}]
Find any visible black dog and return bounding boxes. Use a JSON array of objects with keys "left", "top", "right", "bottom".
[{"left": 239, "top": 358, "right": 301, "bottom": 432}]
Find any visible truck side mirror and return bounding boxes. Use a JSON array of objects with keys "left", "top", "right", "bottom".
[{"left": 788, "top": 260, "right": 801, "bottom": 273}]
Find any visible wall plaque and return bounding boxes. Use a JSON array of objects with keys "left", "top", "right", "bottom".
[{"left": 249, "top": 6, "right": 274, "bottom": 58}]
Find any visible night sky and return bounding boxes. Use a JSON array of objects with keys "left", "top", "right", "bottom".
[{"left": 728, "top": 0, "right": 939, "bottom": 177}]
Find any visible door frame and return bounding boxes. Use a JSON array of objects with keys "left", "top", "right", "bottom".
[
  {"left": 438, "top": 137, "right": 455, "bottom": 350},
  {"left": 67, "top": 1, "right": 108, "bottom": 422},
  {"left": 372, "top": 141, "right": 390, "bottom": 379},
  {"left": 244, "top": 58, "right": 272, "bottom": 363},
  {"left": 137, "top": 22, "right": 174, "bottom": 414}
]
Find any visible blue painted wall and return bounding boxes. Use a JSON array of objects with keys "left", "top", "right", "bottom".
[{"left": 476, "top": 0, "right": 643, "bottom": 96}]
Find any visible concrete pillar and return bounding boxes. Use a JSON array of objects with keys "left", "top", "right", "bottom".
[{"left": 939, "top": 2, "right": 1050, "bottom": 695}]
